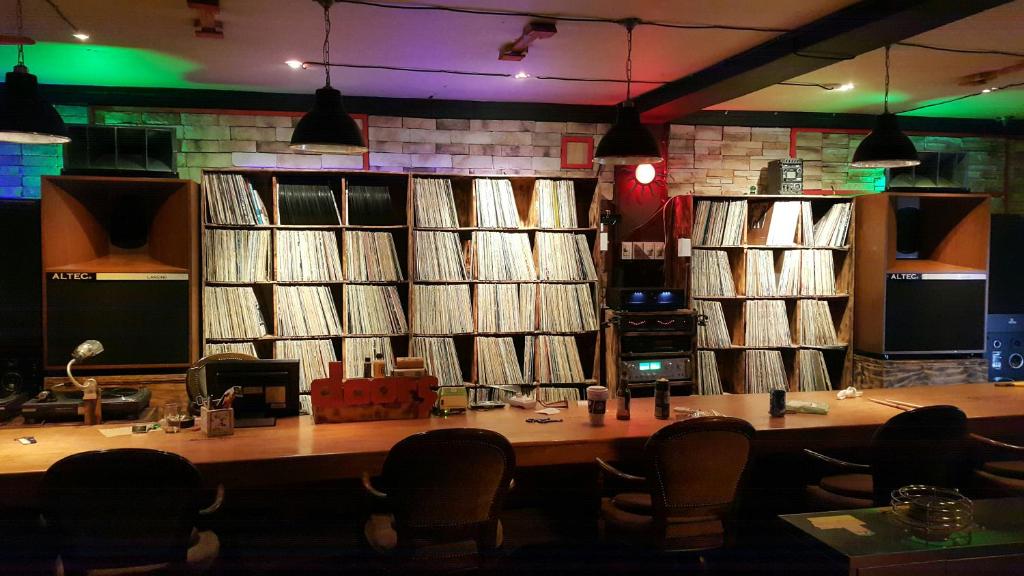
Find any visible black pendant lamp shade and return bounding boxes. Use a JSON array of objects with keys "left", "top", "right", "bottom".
[
  {"left": 0, "top": 64, "right": 69, "bottom": 145},
  {"left": 594, "top": 103, "right": 662, "bottom": 165},
  {"left": 850, "top": 45, "right": 919, "bottom": 169},
  {"left": 850, "top": 113, "right": 919, "bottom": 168},
  {"left": 290, "top": 85, "right": 367, "bottom": 154}
]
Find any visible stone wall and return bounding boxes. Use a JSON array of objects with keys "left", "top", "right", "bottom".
[{"left": 0, "top": 104, "right": 1018, "bottom": 214}]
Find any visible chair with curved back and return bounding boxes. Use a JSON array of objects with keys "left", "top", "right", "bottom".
[
  {"left": 362, "top": 428, "right": 516, "bottom": 572},
  {"left": 969, "top": 434, "right": 1024, "bottom": 496},
  {"left": 41, "top": 448, "right": 223, "bottom": 576},
  {"left": 805, "top": 405, "right": 972, "bottom": 509},
  {"left": 597, "top": 416, "right": 756, "bottom": 552}
]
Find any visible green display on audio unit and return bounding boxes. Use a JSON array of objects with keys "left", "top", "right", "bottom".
[{"left": 638, "top": 361, "right": 662, "bottom": 371}]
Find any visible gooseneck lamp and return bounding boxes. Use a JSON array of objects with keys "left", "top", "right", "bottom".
[
  {"left": 290, "top": 0, "right": 367, "bottom": 155},
  {"left": 850, "top": 46, "right": 920, "bottom": 169},
  {"left": 0, "top": 0, "right": 70, "bottom": 145},
  {"left": 594, "top": 19, "right": 662, "bottom": 166}
]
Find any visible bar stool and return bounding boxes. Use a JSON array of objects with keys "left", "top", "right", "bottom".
[
  {"left": 41, "top": 448, "right": 223, "bottom": 576},
  {"left": 804, "top": 405, "right": 971, "bottom": 509},
  {"left": 596, "top": 417, "right": 755, "bottom": 554},
  {"left": 361, "top": 428, "right": 516, "bottom": 572}
]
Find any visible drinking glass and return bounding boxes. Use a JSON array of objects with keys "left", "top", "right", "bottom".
[{"left": 163, "top": 402, "right": 184, "bottom": 433}]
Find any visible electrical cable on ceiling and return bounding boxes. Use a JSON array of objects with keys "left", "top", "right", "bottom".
[
  {"left": 302, "top": 60, "right": 668, "bottom": 83},
  {"left": 897, "top": 80, "right": 1024, "bottom": 114},
  {"left": 778, "top": 81, "right": 841, "bottom": 90},
  {"left": 896, "top": 41, "right": 1024, "bottom": 59},
  {"left": 41, "top": 0, "right": 81, "bottom": 34},
  {"left": 333, "top": 0, "right": 789, "bottom": 32}
]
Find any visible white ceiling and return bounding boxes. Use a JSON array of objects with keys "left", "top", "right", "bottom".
[
  {"left": 3, "top": 0, "right": 852, "bottom": 104},
  {"left": 712, "top": 1, "right": 1024, "bottom": 119},
  {"left": 1, "top": 0, "right": 1020, "bottom": 119}
]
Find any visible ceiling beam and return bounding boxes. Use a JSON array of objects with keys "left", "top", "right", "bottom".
[{"left": 634, "top": 0, "right": 1013, "bottom": 123}]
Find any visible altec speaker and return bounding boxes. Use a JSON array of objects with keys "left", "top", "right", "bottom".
[{"left": 0, "top": 199, "right": 42, "bottom": 417}]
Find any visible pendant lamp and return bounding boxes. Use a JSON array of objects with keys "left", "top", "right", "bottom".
[
  {"left": 290, "top": 0, "right": 367, "bottom": 154},
  {"left": 0, "top": 0, "right": 69, "bottom": 145},
  {"left": 594, "top": 20, "right": 662, "bottom": 165},
  {"left": 850, "top": 46, "right": 919, "bottom": 168}
]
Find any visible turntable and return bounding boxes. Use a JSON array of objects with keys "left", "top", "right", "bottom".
[{"left": 21, "top": 387, "right": 152, "bottom": 423}]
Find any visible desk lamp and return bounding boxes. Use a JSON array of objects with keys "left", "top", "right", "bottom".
[{"left": 65, "top": 340, "right": 104, "bottom": 425}]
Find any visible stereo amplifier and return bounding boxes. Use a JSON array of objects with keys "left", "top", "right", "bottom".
[{"left": 621, "top": 357, "right": 692, "bottom": 383}]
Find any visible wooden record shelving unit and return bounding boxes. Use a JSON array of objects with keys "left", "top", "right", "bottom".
[
  {"left": 199, "top": 170, "right": 601, "bottom": 397},
  {"left": 690, "top": 194, "right": 857, "bottom": 393}
]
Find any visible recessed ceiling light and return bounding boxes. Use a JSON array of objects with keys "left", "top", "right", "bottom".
[
  {"left": 982, "top": 88, "right": 992, "bottom": 93},
  {"left": 514, "top": 71, "right": 530, "bottom": 79},
  {"left": 285, "top": 60, "right": 304, "bottom": 70},
  {"left": 73, "top": 32, "right": 90, "bottom": 41},
  {"left": 835, "top": 82, "right": 855, "bottom": 92}
]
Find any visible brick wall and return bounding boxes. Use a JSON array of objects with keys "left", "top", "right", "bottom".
[{"left": 1, "top": 104, "right": 1018, "bottom": 214}]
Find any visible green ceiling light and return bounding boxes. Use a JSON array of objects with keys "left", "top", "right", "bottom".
[
  {"left": 851, "top": 46, "right": 919, "bottom": 169},
  {"left": 290, "top": 0, "right": 366, "bottom": 155},
  {"left": 0, "top": 0, "right": 69, "bottom": 145},
  {"left": 594, "top": 19, "right": 662, "bottom": 165}
]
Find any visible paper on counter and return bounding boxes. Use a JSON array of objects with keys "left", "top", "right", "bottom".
[{"left": 808, "top": 514, "right": 874, "bottom": 536}]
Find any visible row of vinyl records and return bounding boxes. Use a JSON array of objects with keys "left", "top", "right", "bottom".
[
  {"left": 692, "top": 249, "right": 838, "bottom": 297},
  {"left": 204, "top": 335, "right": 590, "bottom": 391},
  {"left": 692, "top": 199, "right": 851, "bottom": 247},
  {"left": 204, "top": 283, "right": 598, "bottom": 338},
  {"left": 414, "top": 178, "right": 580, "bottom": 229},
  {"left": 696, "top": 349, "right": 834, "bottom": 394},
  {"left": 204, "top": 228, "right": 594, "bottom": 283},
  {"left": 693, "top": 299, "right": 842, "bottom": 348},
  {"left": 205, "top": 172, "right": 402, "bottom": 227}
]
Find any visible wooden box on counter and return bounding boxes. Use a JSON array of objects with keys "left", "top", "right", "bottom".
[{"left": 310, "top": 362, "right": 437, "bottom": 424}]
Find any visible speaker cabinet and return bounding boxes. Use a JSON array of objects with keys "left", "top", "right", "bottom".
[
  {"left": 41, "top": 176, "right": 198, "bottom": 370},
  {"left": 855, "top": 192, "right": 989, "bottom": 356},
  {"left": 63, "top": 125, "right": 177, "bottom": 177},
  {"left": 0, "top": 199, "right": 42, "bottom": 405}
]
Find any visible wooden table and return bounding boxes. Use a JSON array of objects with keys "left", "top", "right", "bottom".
[
  {"left": 1, "top": 383, "right": 1022, "bottom": 502},
  {"left": 781, "top": 498, "right": 1024, "bottom": 575}
]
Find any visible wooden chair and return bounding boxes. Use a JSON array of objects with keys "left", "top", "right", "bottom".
[
  {"left": 362, "top": 428, "right": 516, "bottom": 572},
  {"left": 596, "top": 417, "right": 755, "bottom": 553},
  {"left": 804, "top": 405, "right": 972, "bottom": 509},
  {"left": 41, "top": 448, "right": 223, "bottom": 576}
]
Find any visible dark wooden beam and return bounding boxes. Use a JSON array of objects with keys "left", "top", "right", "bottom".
[
  {"left": 676, "top": 111, "right": 1024, "bottom": 136},
  {"left": 38, "top": 84, "right": 616, "bottom": 124},
  {"left": 634, "top": 0, "right": 1013, "bottom": 122}
]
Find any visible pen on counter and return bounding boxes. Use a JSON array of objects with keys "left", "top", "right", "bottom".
[{"left": 994, "top": 381, "right": 1024, "bottom": 387}]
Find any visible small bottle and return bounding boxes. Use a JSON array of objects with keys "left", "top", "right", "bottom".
[
  {"left": 363, "top": 357, "right": 372, "bottom": 378},
  {"left": 654, "top": 378, "right": 670, "bottom": 420},
  {"left": 616, "top": 384, "right": 631, "bottom": 421},
  {"left": 372, "top": 353, "right": 386, "bottom": 378}
]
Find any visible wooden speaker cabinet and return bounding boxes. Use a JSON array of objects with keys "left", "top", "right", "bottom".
[
  {"left": 41, "top": 176, "right": 198, "bottom": 371},
  {"left": 854, "top": 192, "right": 989, "bottom": 357}
]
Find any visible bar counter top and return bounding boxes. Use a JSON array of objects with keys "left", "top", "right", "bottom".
[{"left": 1, "top": 383, "right": 1022, "bottom": 494}]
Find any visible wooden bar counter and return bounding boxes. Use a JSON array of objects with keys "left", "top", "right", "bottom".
[{"left": 1, "top": 383, "right": 1022, "bottom": 501}]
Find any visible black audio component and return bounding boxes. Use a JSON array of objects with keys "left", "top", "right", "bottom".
[
  {"left": 20, "top": 387, "right": 152, "bottom": 423},
  {"left": 621, "top": 335, "right": 693, "bottom": 355},
  {"left": 621, "top": 357, "right": 692, "bottom": 383},
  {"left": 764, "top": 159, "right": 803, "bottom": 194},
  {"left": 988, "top": 314, "right": 1024, "bottom": 382},
  {"left": 619, "top": 314, "right": 695, "bottom": 333},
  {"left": 63, "top": 125, "right": 176, "bottom": 177},
  {"left": 989, "top": 215, "right": 1024, "bottom": 316},
  {"left": 607, "top": 287, "right": 686, "bottom": 311}
]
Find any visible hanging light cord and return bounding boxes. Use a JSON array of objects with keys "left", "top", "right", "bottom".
[
  {"left": 624, "top": 20, "right": 635, "bottom": 102},
  {"left": 883, "top": 44, "right": 891, "bottom": 114},
  {"left": 322, "top": 1, "right": 332, "bottom": 87},
  {"left": 16, "top": 0, "right": 25, "bottom": 66}
]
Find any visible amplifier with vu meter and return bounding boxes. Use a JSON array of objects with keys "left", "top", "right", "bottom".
[
  {"left": 621, "top": 357, "right": 692, "bottom": 383},
  {"left": 620, "top": 314, "right": 695, "bottom": 333}
]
